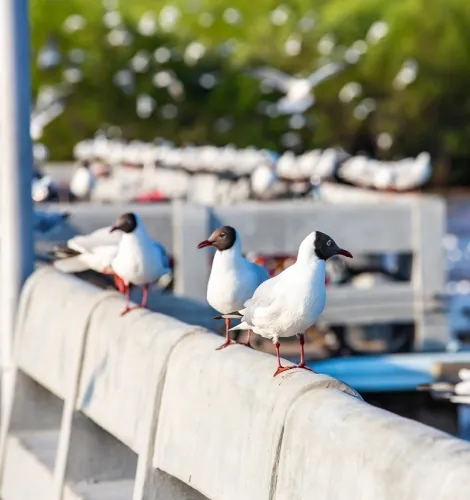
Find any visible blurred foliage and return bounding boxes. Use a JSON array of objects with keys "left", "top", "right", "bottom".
[{"left": 30, "top": 0, "right": 470, "bottom": 183}]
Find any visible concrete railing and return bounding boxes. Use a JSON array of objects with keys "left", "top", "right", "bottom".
[
  {"left": 39, "top": 197, "right": 448, "bottom": 350},
  {"left": 0, "top": 268, "right": 469, "bottom": 499}
]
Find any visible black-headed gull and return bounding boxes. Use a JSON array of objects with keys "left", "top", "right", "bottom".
[
  {"left": 51, "top": 218, "right": 171, "bottom": 299},
  {"left": 70, "top": 160, "right": 96, "bottom": 201},
  {"left": 229, "top": 231, "right": 352, "bottom": 376},
  {"left": 197, "top": 225, "right": 270, "bottom": 350},
  {"left": 110, "top": 212, "right": 171, "bottom": 316},
  {"left": 248, "top": 62, "right": 345, "bottom": 115}
]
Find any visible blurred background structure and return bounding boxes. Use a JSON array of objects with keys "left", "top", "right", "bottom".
[
  {"left": 29, "top": 0, "right": 470, "bottom": 187},
  {"left": 3, "top": 0, "right": 470, "bottom": 468}
]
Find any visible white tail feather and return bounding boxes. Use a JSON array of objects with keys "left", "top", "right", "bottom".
[
  {"left": 53, "top": 256, "right": 91, "bottom": 274},
  {"left": 229, "top": 321, "right": 249, "bottom": 332}
]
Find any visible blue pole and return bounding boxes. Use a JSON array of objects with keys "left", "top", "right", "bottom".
[{"left": 0, "top": 0, "right": 34, "bottom": 413}]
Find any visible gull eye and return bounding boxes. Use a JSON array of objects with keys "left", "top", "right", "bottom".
[
  {"left": 220, "top": 232, "right": 226, "bottom": 237},
  {"left": 327, "top": 240, "right": 332, "bottom": 246}
]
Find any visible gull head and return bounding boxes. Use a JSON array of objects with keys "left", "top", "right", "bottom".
[
  {"left": 110, "top": 212, "right": 138, "bottom": 234},
  {"left": 299, "top": 231, "right": 353, "bottom": 262},
  {"left": 197, "top": 225, "right": 237, "bottom": 252}
]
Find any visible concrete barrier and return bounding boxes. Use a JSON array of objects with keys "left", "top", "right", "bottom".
[{"left": 1, "top": 268, "right": 469, "bottom": 499}]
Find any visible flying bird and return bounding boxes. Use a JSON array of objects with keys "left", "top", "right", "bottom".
[{"left": 248, "top": 62, "right": 345, "bottom": 115}]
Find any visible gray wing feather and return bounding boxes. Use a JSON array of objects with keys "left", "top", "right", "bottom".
[
  {"left": 307, "top": 62, "right": 344, "bottom": 87},
  {"left": 68, "top": 226, "right": 121, "bottom": 253},
  {"left": 248, "top": 67, "right": 294, "bottom": 92}
]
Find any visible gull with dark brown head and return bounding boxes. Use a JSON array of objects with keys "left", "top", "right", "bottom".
[
  {"left": 229, "top": 231, "right": 352, "bottom": 376},
  {"left": 197, "top": 225, "right": 270, "bottom": 350}
]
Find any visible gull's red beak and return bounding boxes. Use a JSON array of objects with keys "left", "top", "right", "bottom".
[
  {"left": 197, "top": 239, "right": 213, "bottom": 249},
  {"left": 337, "top": 249, "right": 353, "bottom": 258}
]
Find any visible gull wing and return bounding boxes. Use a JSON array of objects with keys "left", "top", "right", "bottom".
[
  {"left": 242, "top": 274, "right": 283, "bottom": 329},
  {"left": 67, "top": 226, "right": 122, "bottom": 254},
  {"left": 248, "top": 67, "right": 295, "bottom": 93},
  {"left": 307, "top": 62, "right": 344, "bottom": 87}
]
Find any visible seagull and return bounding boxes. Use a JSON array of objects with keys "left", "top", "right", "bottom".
[
  {"left": 248, "top": 62, "right": 345, "bottom": 115},
  {"left": 31, "top": 170, "right": 60, "bottom": 202},
  {"left": 228, "top": 231, "right": 352, "bottom": 376},
  {"left": 394, "top": 152, "right": 432, "bottom": 191},
  {"left": 69, "top": 160, "right": 96, "bottom": 201},
  {"left": 417, "top": 368, "right": 470, "bottom": 403},
  {"left": 51, "top": 221, "right": 171, "bottom": 297},
  {"left": 110, "top": 212, "right": 171, "bottom": 316},
  {"left": 250, "top": 163, "right": 279, "bottom": 200},
  {"left": 197, "top": 225, "right": 270, "bottom": 350}
]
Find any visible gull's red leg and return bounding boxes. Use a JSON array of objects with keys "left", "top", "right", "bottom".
[
  {"left": 114, "top": 275, "right": 126, "bottom": 294},
  {"left": 120, "top": 283, "right": 137, "bottom": 316},
  {"left": 140, "top": 284, "right": 149, "bottom": 308},
  {"left": 296, "top": 333, "right": 315, "bottom": 372},
  {"left": 239, "top": 329, "right": 253, "bottom": 349},
  {"left": 273, "top": 341, "right": 295, "bottom": 377},
  {"left": 216, "top": 318, "right": 237, "bottom": 350}
]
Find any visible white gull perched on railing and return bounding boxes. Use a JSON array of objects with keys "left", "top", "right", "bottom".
[
  {"left": 418, "top": 368, "right": 470, "bottom": 405},
  {"left": 338, "top": 152, "right": 432, "bottom": 191},
  {"left": 228, "top": 231, "right": 353, "bottom": 376},
  {"left": 70, "top": 137, "right": 432, "bottom": 201},
  {"left": 50, "top": 218, "right": 172, "bottom": 298},
  {"left": 197, "top": 225, "right": 270, "bottom": 350}
]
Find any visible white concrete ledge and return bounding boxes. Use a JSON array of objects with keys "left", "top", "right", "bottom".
[
  {"left": 153, "top": 333, "right": 360, "bottom": 500},
  {"left": 1, "top": 268, "right": 469, "bottom": 500},
  {"left": 77, "top": 293, "right": 207, "bottom": 453},
  {"left": 276, "top": 389, "right": 470, "bottom": 499},
  {"left": 15, "top": 267, "right": 113, "bottom": 399}
]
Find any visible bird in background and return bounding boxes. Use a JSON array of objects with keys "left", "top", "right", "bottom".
[
  {"left": 417, "top": 368, "right": 470, "bottom": 403},
  {"left": 248, "top": 62, "right": 345, "bottom": 115},
  {"left": 197, "top": 225, "right": 270, "bottom": 350},
  {"left": 69, "top": 159, "right": 96, "bottom": 201},
  {"left": 228, "top": 231, "right": 352, "bottom": 376},
  {"left": 110, "top": 212, "right": 171, "bottom": 316}
]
